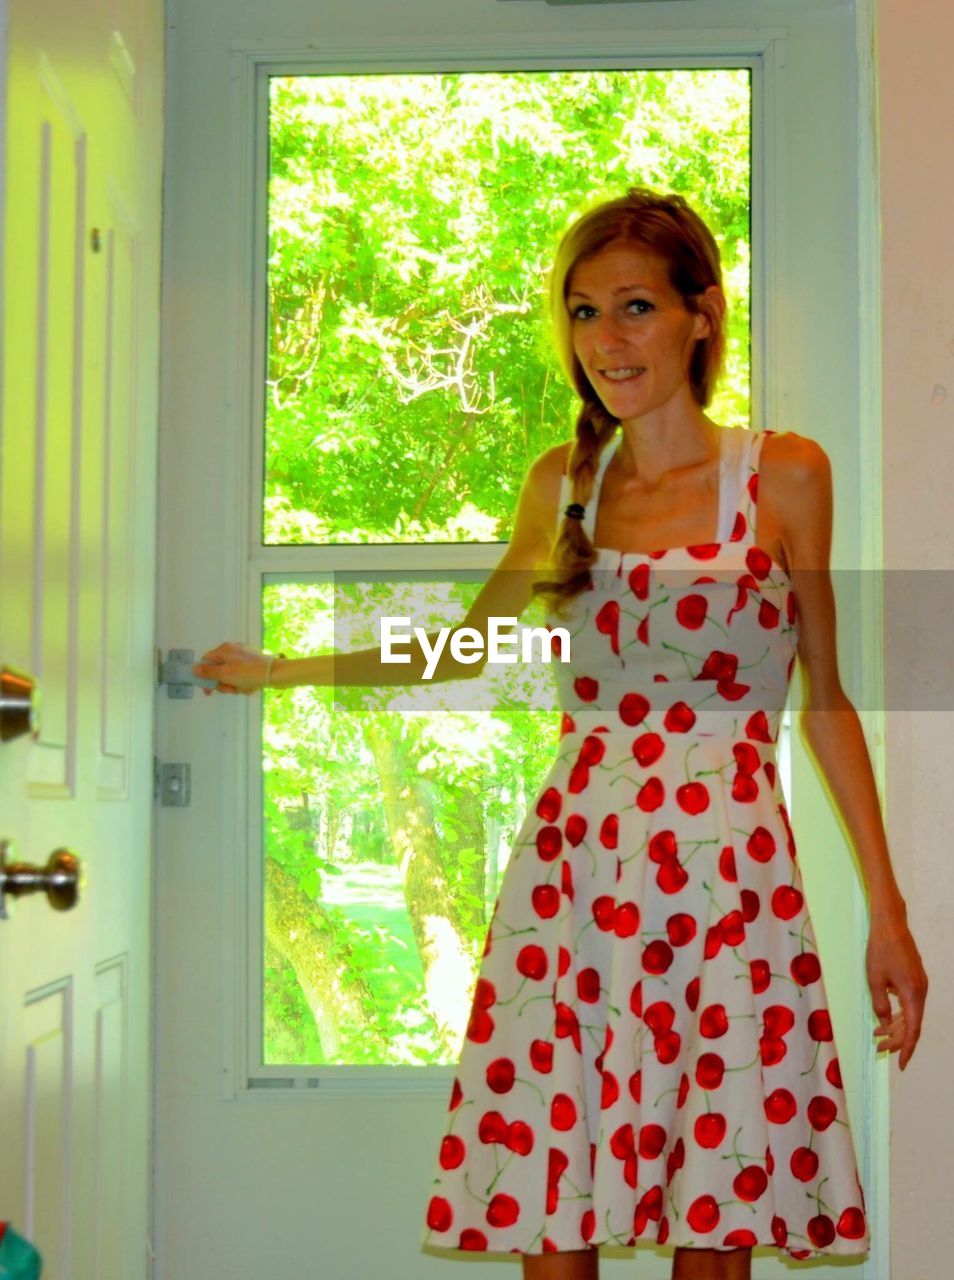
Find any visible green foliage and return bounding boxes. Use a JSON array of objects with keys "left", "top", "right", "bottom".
[{"left": 261, "top": 70, "right": 751, "bottom": 1068}]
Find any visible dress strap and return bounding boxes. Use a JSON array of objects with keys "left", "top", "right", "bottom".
[
  {"left": 557, "top": 430, "right": 620, "bottom": 542},
  {"left": 736, "top": 428, "right": 773, "bottom": 546}
]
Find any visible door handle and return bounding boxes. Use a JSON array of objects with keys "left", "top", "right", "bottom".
[
  {"left": 0, "top": 667, "right": 40, "bottom": 742},
  {"left": 0, "top": 840, "right": 81, "bottom": 920}
]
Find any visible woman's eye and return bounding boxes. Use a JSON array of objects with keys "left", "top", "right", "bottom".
[
  {"left": 571, "top": 304, "right": 596, "bottom": 320},
  {"left": 626, "top": 299, "right": 654, "bottom": 314}
]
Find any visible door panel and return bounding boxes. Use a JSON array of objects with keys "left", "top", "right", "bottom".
[{"left": 0, "top": 0, "right": 163, "bottom": 1274}]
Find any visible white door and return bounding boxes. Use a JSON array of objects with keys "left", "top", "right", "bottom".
[
  {"left": 0, "top": 0, "right": 163, "bottom": 1275},
  {"left": 155, "top": 3, "right": 886, "bottom": 1278}
]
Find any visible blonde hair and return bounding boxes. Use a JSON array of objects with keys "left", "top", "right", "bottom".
[{"left": 533, "top": 187, "right": 727, "bottom": 621}]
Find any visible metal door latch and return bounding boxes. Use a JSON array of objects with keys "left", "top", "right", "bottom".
[
  {"left": 155, "top": 760, "right": 191, "bottom": 808},
  {"left": 157, "top": 649, "right": 218, "bottom": 698}
]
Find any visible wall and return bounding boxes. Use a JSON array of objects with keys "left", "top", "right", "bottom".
[{"left": 877, "top": 0, "right": 954, "bottom": 1273}]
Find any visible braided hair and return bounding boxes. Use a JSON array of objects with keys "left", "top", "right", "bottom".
[{"left": 532, "top": 187, "right": 727, "bottom": 621}]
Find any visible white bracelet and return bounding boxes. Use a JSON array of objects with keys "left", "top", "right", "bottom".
[{"left": 263, "top": 652, "right": 287, "bottom": 691}]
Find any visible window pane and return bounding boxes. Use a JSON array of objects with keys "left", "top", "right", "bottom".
[{"left": 265, "top": 69, "right": 751, "bottom": 547}]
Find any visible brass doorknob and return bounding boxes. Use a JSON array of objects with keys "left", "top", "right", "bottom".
[
  {"left": 1, "top": 667, "right": 40, "bottom": 741},
  {"left": 0, "top": 840, "right": 81, "bottom": 919}
]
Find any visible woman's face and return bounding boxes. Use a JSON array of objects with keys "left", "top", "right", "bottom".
[{"left": 566, "top": 240, "right": 712, "bottom": 423}]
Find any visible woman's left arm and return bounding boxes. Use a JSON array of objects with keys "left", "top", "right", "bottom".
[{"left": 770, "top": 432, "right": 928, "bottom": 1071}]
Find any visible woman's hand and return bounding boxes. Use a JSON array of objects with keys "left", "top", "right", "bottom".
[
  {"left": 193, "top": 642, "right": 273, "bottom": 696},
  {"left": 867, "top": 908, "right": 928, "bottom": 1071}
]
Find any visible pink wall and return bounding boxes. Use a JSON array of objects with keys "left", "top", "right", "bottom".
[{"left": 878, "top": 0, "right": 954, "bottom": 1271}]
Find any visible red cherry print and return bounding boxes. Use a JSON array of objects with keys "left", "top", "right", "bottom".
[
  {"left": 731, "top": 1165, "right": 767, "bottom": 1202},
  {"left": 536, "top": 826, "right": 562, "bottom": 862},
  {"left": 760, "top": 1035, "right": 786, "bottom": 1067},
  {"left": 720, "top": 909, "right": 745, "bottom": 946},
  {"left": 787, "top": 590, "right": 797, "bottom": 623},
  {"left": 642, "top": 939, "right": 674, "bottom": 973},
  {"left": 551, "top": 1093, "right": 577, "bottom": 1131},
  {"left": 595, "top": 599, "right": 621, "bottom": 654},
  {"left": 581, "top": 1209, "right": 596, "bottom": 1243},
  {"left": 577, "top": 967, "right": 601, "bottom": 1003},
  {"left": 478, "top": 1110, "right": 509, "bottom": 1144},
  {"left": 486, "top": 1058, "right": 516, "bottom": 1094},
  {"left": 772, "top": 884, "right": 803, "bottom": 919},
  {"left": 550, "top": 631, "right": 564, "bottom": 658},
  {"left": 592, "top": 895, "right": 616, "bottom": 930},
  {"left": 629, "top": 981, "right": 643, "bottom": 1017},
  {"left": 685, "top": 976, "right": 700, "bottom": 1010},
  {"left": 628, "top": 1070, "right": 642, "bottom": 1103},
  {"left": 555, "top": 1002, "right": 581, "bottom": 1052},
  {"left": 764, "top": 1087, "right": 797, "bottom": 1123},
  {"left": 704, "top": 920, "right": 724, "bottom": 961},
  {"left": 717, "top": 679, "right": 751, "bottom": 701},
  {"left": 718, "top": 844, "right": 738, "bottom": 882},
  {"left": 643, "top": 1001, "right": 675, "bottom": 1035},
  {"left": 778, "top": 802, "right": 797, "bottom": 858},
  {"left": 676, "top": 594, "right": 709, "bottom": 629},
  {"left": 548, "top": 1147, "right": 569, "bottom": 1184},
  {"left": 506, "top": 1120, "right": 534, "bottom": 1157},
  {"left": 764, "top": 759, "right": 776, "bottom": 787},
  {"left": 559, "top": 712, "right": 576, "bottom": 737},
  {"left": 730, "top": 510, "right": 747, "bottom": 541},
  {"left": 809, "top": 1009, "right": 833, "bottom": 1041},
  {"left": 666, "top": 913, "right": 696, "bottom": 946},
  {"left": 440, "top": 1135, "right": 465, "bottom": 1169},
  {"left": 677, "top": 1073, "right": 689, "bottom": 1108},
  {"left": 837, "top": 1207, "right": 868, "bottom": 1239},
  {"left": 676, "top": 781, "right": 709, "bottom": 814},
  {"left": 530, "top": 1040, "right": 553, "bottom": 1073},
  {"left": 628, "top": 562, "right": 650, "bottom": 598},
  {"left": 598, "top": 813, "right": 619, "bottom": 849},
  {"left": 614, "top": 901, "right": 640, "bottom": 937},
  {"left": 486, "top": 1194, "right": 520, "bottom": 1228},
  {"left": 826, "top": 1057, "right": 844, "bottom": 1089},
  {"left": 536, "top": 787, "right": 562, "bottom": 822},
  {"left": 658, "top": 857, "right": 688, "bottom": 894},
  {"left": 746, "top": 826, "right": 776, "bottom": 862},
  {"left": 565, "top": 813, "right": 587, "bottom": 846},
  {"left": 733, "top": 742, "right": 760, "bottom": 774},
  {"left": 771, "top": 1215, "right": 787, "bottom": 1246},
  {"left": 516, "top": 944, "right": 548, "bottom": 981},
  {"left": 696, "top": 1053, "right": 725, "bottom": 1089},
  {"left": 532, "top": 884, "right": 560, "bottom": 918},
  {"left": 648, "top": 829, "right": 678, "bottom": 862},
  {"left": 744, "top": 709, "right": 773, "bottom": 741},
  {"left": 695, "top": 1112, "right": 727, "bottom": 1149},
  {"left": 687, "top": 1194, "right": 720, "bottom": 1233},
  {"left": 788, "top": 957, "right": 819, "bottom": 983},
  {"left": 724, "top": 1229, "right": 758, "bottom": 1247},
  {"left": 698, "top": 650, "right": 738, "bottom": 682},
  {"left": 731, "top": 772, "right": 759, "bottom": 802},
  {"left": 655, "top": 1030, "right": 682, "bottom": 1064},
  {"left": 619, "top": 692, "right": 650, "bottom": 726},
  {"left": 558, "top": 946, "right": 571, "bottom": 977},
  {"left": 750, "top": 958, "right": 771, "bottom": 993},
  {"left": 763, "top": 1005, "right": 795, "bottom": 1037},
  {"left": 699, "top": 1003, "right": 729, "bottom": 1038},
  {"left": 459, "top": 1229, "right": 488, "bottom": 1250},
  {"left": 632, "top": 731, "right": 665, "bottom": 766},
  {"left": 579, "top": 735, "right": 607, "bottom": 765},
  {"left": 663, "top": 700, "right": 696, "bottom": 732},
  {"left": 610, "top": 1122, "right": 635, "bottom": 1159},
  {"left": 808, "top": 1095, "right": 837, "bottom": 1131},
  {"left": 742, "top": 887, "right": 763, "bottom": 924},
  {"left": 574, "top": 675, "right": 599, "bottom": 702},
  {"left": 759, "top": 598, "right": 780, "bottom": 628},
  {"left": 601, "top": 1071, "right": 620, "bottom": 1109},
  {"left": 427, "top": 1196, "right": 453, "bottom": 1232},
  {"left": 466, "top": 1007, "right": 495, "bottom": 1043},
  {"left": 637, "top": 776, "right": 665, "bottom": 812},
  {"left": 565, "top": 762, "right": 589, "bottom": 793},
  {"left": 560, "top": 860, "right": 575, "bottom": 901},
  {"left": 791, "top": 1146, "right": 819, "bottom": 1182},
  {"left": 638, "top": 1123, "right": 667, "bottom": 1159},
  {"left": 746, "top": 545, "right": 771, "bottom": 579},
  {"left": 448, "top": 1077, "right": 463, "bottom": 1110},
  {"left": 807, "top": 1214, "right": 836, "bottom": 1248},
  {"left": 473, "top": 977, "right": 494, "bottom": 1008},
  {"left": 687, "top": 543, "right": 720, "bottom": 560}
]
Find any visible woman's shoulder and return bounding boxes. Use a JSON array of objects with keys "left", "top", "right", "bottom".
[{"left": 760, "top": 428, "right": 831, "bottom": 495}]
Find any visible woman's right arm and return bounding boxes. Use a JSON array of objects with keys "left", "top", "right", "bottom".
[{"left": 193, "top": 443, "right": 570, "bottom": 694}]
